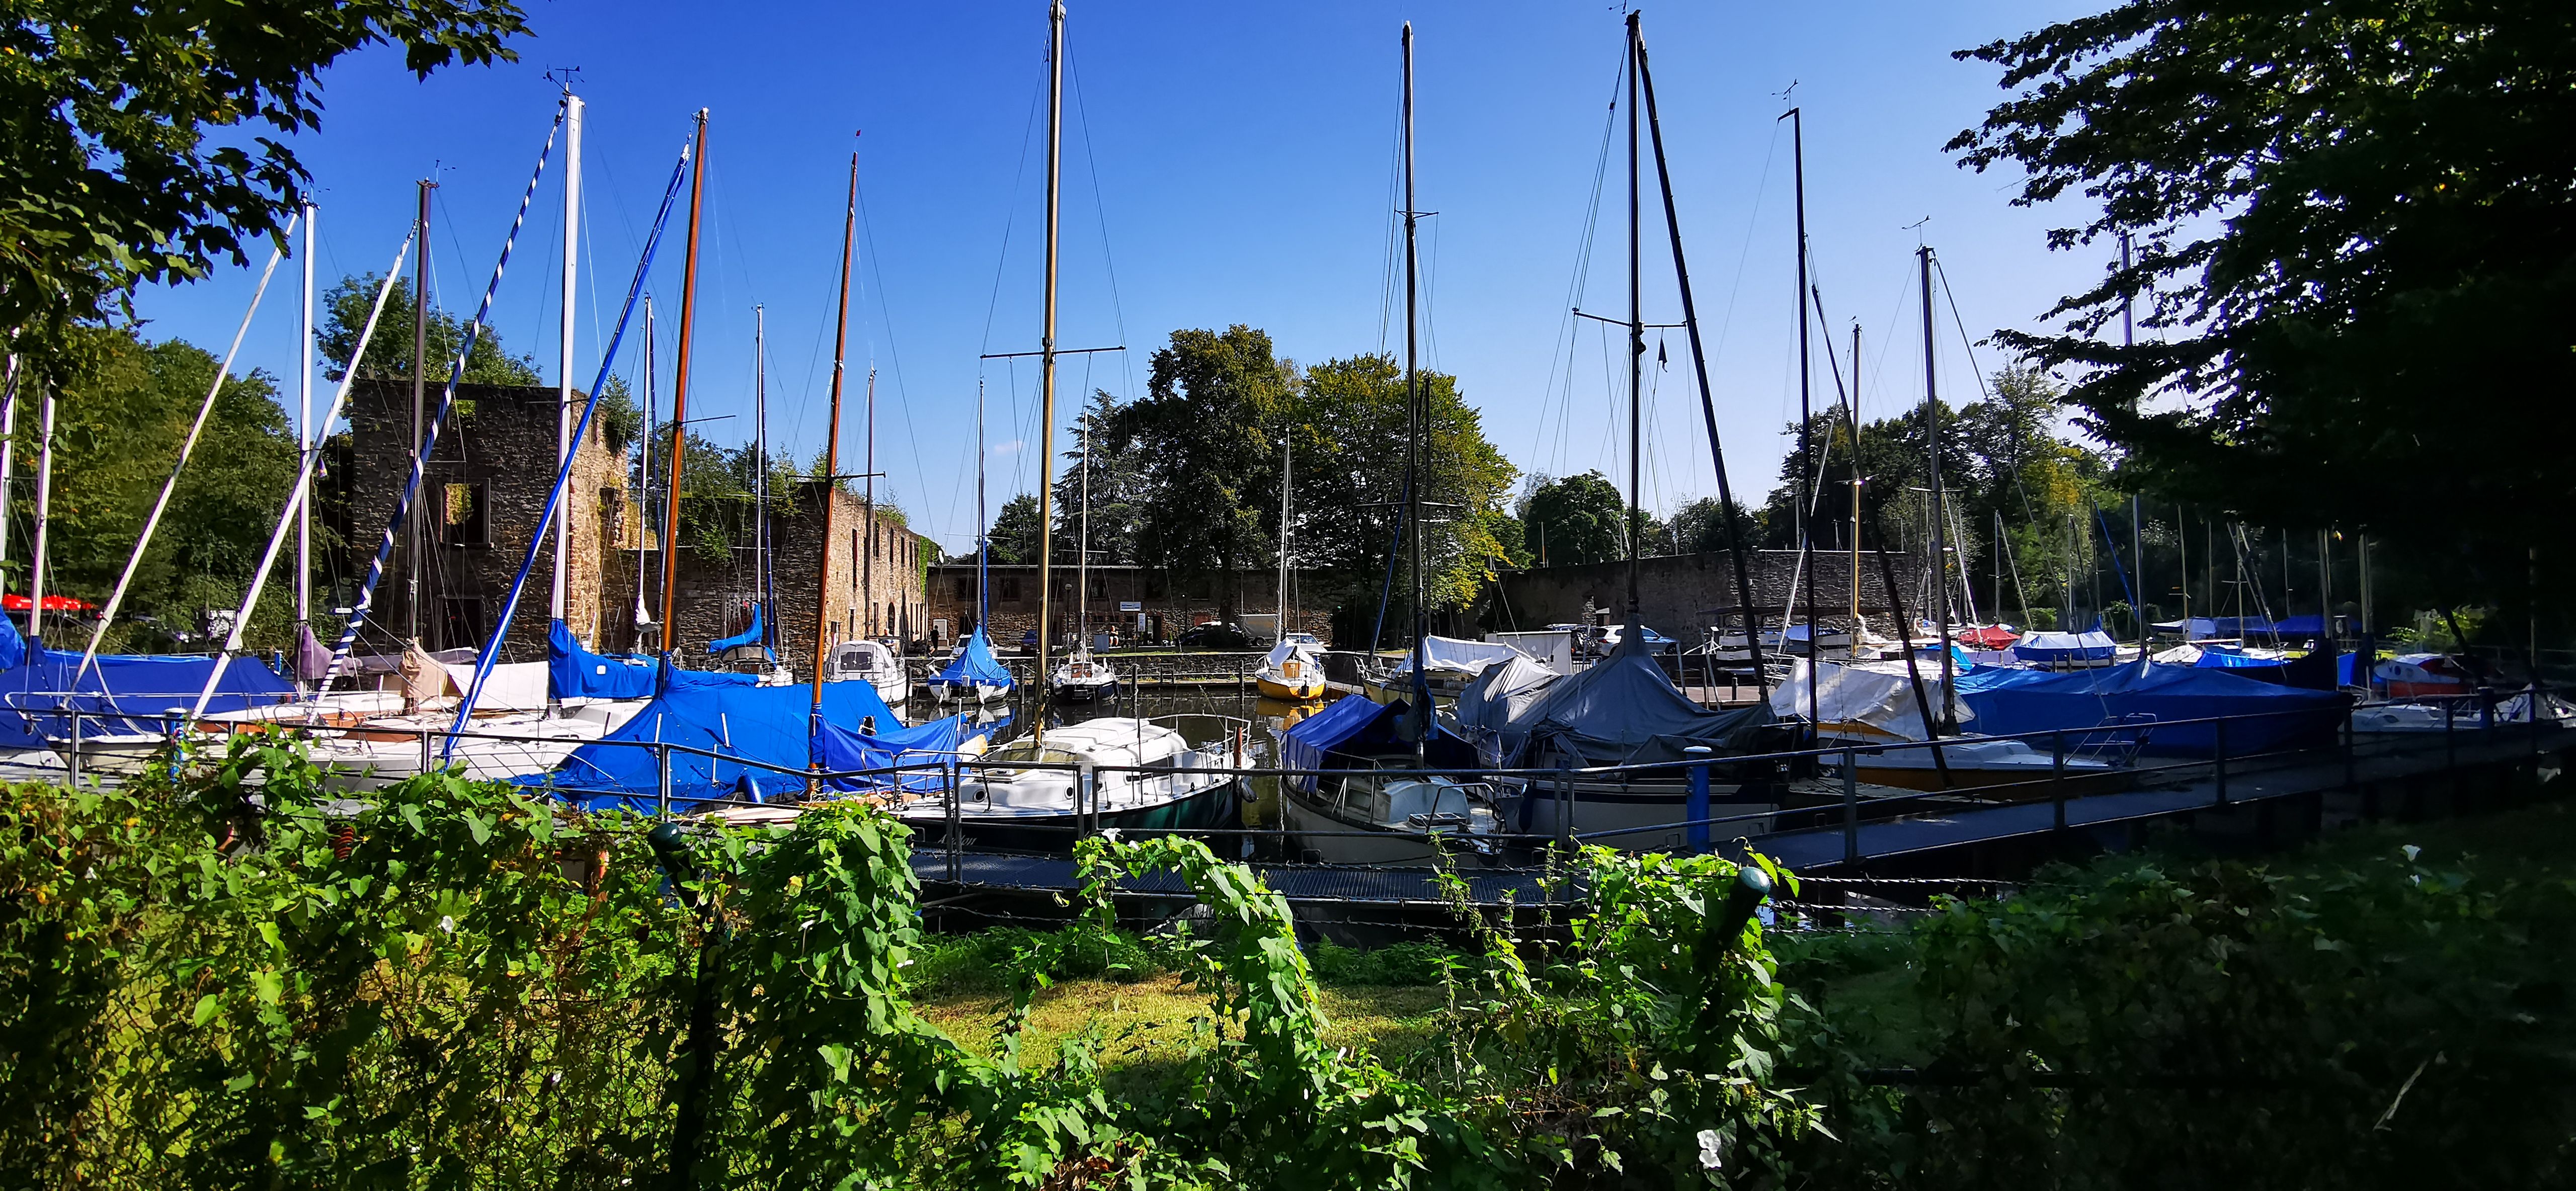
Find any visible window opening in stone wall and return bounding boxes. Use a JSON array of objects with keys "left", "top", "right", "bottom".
[
  {"left": 440, "top": 482, "right": 488, "bottom": 547},
  {"left": 438, "top": 597, "right": 488, "bottom": 653}
]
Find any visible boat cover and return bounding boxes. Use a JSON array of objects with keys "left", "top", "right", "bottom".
[
  {"left": 1952, "top": 659, "right": 2345, "bottom": 757},
  {"left": 0, "top": 641, "right": 295, "bottom": 748},
  {"left": 2273, "top": 614, "right": 2328, "bottom": 637},
  {"left": 1452, "top": 655, "right": 1563, "bottom": 755},
  {"left": 814, "top": 711, "right": 998, "bottom": 795},
  {"left": 1277, "top": 694, "right": 1472, "bottom": 792},
  {"left": 1499, "top": 619, "right": 1777, "bottom": 767},
  {"left": 1956, "top": 625, "right": 2021, "bottom": 650},
  {"left": 2013, "top": 618, "right": 2120, "bottom": 666},
  {"left": 291, "top": 624, "right": 333, "bottom": 683},
  {"left": 526, "top": 675, "right": 898, "bottom": 810},
  {"left": 549, "top": 619, "right": 658, "bottom": 700},
  {"left": 2192, "top": 645, "right": 2288, "bottom": 670},
  {"left": 928, "top": 626, "right": 1013, "bottom": 692},
  {"left": 708, "top": 603, "right": 770, "bottom": 656},
  {"left": 1767, "top": 659, "right": 1966, "bottom": 740},
  {"left": 1390, "top": 634, "right": 1526, "bottom": 677}
]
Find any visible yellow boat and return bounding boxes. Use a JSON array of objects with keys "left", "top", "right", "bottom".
[{"left": 1255, "top": 641, "right": 1326, "bottom": 701}]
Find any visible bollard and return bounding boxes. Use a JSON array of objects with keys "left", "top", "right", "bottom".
[
  {"left": 1841, "top": 745, "right": 1860, "bottom": 864},
  {"left": 2052, "top": 730, "right": 2068, "bottom": 833},
  {"left": 2213, "top": 718, "right": 2229, "bottom": 806},
  {"left": 1685, "top": 745, "right": 1713, "bottom": 853}
]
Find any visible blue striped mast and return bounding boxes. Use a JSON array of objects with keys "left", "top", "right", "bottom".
[{"left": 324, "top": 109, "right": 563, "bottom": 683}]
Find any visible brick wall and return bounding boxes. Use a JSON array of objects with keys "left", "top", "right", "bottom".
[{"left": 1492, "top": 549, "right": 1916, "bottom": 637}]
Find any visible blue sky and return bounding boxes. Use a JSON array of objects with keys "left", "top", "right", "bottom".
[{"left": 131, "top": 1, "right": 2103, "bottom": 556}]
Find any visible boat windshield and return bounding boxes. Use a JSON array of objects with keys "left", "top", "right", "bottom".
[{"left": 980, "top": 740, "right": 1084, "bottom": 774}]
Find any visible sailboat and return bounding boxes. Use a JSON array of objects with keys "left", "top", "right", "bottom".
[
  {"left": 1048, "top": 418, "right": 1119, "bottom": 701},
  {"left": 1253, "top": 436, "right": 1323, "bottom": 701},
  {"left": 928, "top": 382, "right": 1014, "bottom": 704},
  {"left": 902, "top": 1, "right": 1240, "bottom": 848}
]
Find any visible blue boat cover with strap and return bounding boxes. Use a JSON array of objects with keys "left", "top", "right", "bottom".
[
  {"left": 0, "top": 643, "right": 294, "bottom": 748},
  {"left": 708, "top": 603, "right": 769, "bottom": 656},
  {"left": 812, "top": 711, "right": 1004, "bottom": 795},
  {"left": 1952, "top": 659, "right": 2345, "bottom": 757},
  {"left": 523, "top": 674, "right": 899, "bottom": 811},
  {"left": 928, "top": 626, "right": 1012, "bottom": 691},
  {"left": 548, "top": 619, "right": 658, "bottom": 700}
]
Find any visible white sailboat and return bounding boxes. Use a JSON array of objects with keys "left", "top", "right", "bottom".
[{"left": 1049, "top": 418, "right": 1119, "bottom": 701}]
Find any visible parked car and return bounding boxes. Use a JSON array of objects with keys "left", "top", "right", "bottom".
[{"left": 1176, "top": 622, "right": 1254, "bottom": 650}]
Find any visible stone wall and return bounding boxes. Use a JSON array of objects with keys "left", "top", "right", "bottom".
[
  {"left": 342, "top": 380, "right": 629, "bottom": 661},
  {"left": 643, "top": 484, "right": 934, "bottom": 670},
  {"left": 925, "top": 563, "right": 1334, "bottom": 647},
  {"left": 1492, "top": 549, "right": 1916, "bottom": 638}
]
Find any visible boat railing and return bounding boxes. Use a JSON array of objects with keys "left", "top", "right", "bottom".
[{"left": 26, "top": 684, "right": 2565, "bottom": 873}]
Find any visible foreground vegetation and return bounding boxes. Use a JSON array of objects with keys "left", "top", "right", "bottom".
[{"left": 2, "top": 736, "right": 2570, "bottom": 1187}]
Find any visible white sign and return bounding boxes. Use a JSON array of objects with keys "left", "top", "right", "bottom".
[{"left": 1118, "top": 601, "right": 1142, "bottom": 612}]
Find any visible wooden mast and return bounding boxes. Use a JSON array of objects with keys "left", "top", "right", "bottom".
[
  {"left": 658, "top": 110, "right": 709, "bottom": 650},
  {"left": 1033, "top": 0, "right": 1065, "bottom": 740},
  {"left": 813, "top": 151, "right": 857, "bottom": 716}
]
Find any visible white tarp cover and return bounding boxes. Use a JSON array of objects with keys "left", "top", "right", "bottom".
[
  {"left": 1767, "top": 658, "right": 1971, "bottom": 739},
  {"left": 437, "top": 659, "right": 549, "bottom": 711},
  {"left": 1485, "top": 630, "right": 1573, "bottom": 675},
  {"left": 1390, "top": 635, "right": 1526, "bottom": 677}
]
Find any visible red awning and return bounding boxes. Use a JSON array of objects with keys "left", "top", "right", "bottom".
[
  {"left": 2, "top": 593, "right": 95, "bottom": 613},
  {"left": 1957, "top": 625, "right": 2021, "bottom": 650}
]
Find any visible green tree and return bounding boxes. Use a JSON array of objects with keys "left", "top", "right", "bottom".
[
  {"left": 1287, "top": 354, "right": 1518, "bottom": 617},
  {"left": 983, "top": 492, "right": 1043, "bottom": 566},
  {"left": 1520, "top": 471, "right": 1627, "bottom": 566},
  {"left": 1109, "top": 326, "right": 1296, "bottom": 622},
  {"left": 0, "top": 0, "right": 528, "bottom": 382},
  {"left": 1668, "top": 495, "right": 1754, "bottom": 557},
  {"left": 316, "top": 273, "right": 543, "bottom": 387},
  {"left": 1949, "top": 0, "right": 2576, "bottom": 614},
  {"left": 1050, "top": 391, "right": 1143, "bottom": 565},
  {"left": 10, "top": 327, "right": 300, "bottom": 645}
]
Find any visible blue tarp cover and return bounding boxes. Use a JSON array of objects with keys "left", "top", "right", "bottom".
[
  {"left": 2190, "top": 616, "right": 2279, "bottom": 640},
  {"left": 2013, "top": 618, "right": 2119, "bottom": 666},
  {"left": 814, "top": 711, "right": 999, "bottom": 794},
  {"left": 928, "top": 626, "right": 1012, "bottom": 692},
  {"left": 2193, "top": 645, "right": 2287, "bottom": 670},
  {"left": 0, "top": 643, "right": 296, "bottom": 748},
  {"left": 1953, "top": 659, "right": 2345, "bottom": 757},
  {"left": 2274, "top": 614, "right": 2328, "bottom": 637},
  {"left": 549, "top": 619, "right": 658, "bottom": 701},
  {"left": 708, "top": 603, "right": 770, "bottom": 656},
  {"left": 1277, "top": 694, "right": 1472, "bottom": 792},
  {"left": 526, "top": 675, "right": 899, "bottom": 810}
]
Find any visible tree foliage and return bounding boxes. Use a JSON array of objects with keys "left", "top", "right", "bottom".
[
  {"left": 1948, "top": 0, "right": 2576, "bottom": 611},
  {"left": 1520, "top": 471, "right": 1627, "bottom": 567},
  {"left": 0, "top": 0, "right": 529, "bottom": 381},
  {"left": 9, "top": 327, "right": 301, "bottom": 647}
]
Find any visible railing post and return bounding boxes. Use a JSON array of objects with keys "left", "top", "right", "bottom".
[
  {"left": 66, "top": 710, "right": 81, "bottom": 787},
  {"left": 1078, "top": 761, "right": 1096, "bottom": 841},
  {"left": 2444, "top": 699, "right": 2457, "bottom": 770},
  {"left": 945, "top": 757, "right": 961, "bottom": 881},
  {"left": 2052, "top": 729, "right": 2068, "bottom": 833},
  {"left": 2343, "top": 702, "right": 2357, "bottom": 788},
  {"left": 656, "top": 741, "right": 673, "bottom": 818},
  {"left": 419, "top": 725, "right": 433, "bottom": 778},
  {"left": 2213, "top": 718, "right": 2229, "bottom": 807},
  {"left": 1685, "top": 745, "right": 1712, "bottom": 854},
  {"left": 1555, "top": 760, "right": 1574, "bottom": 856},
  {"left": 1840, "top": 745, "right": 1859, "bottom": 864}
]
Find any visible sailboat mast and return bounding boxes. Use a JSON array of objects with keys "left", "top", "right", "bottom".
[
  {"left": 1277, "top": 436, "right": 1289, "bottom": 632},
  {"left": 976, "top": 378, "right": 987, "bottom": 628},
  {"left": 1634, "top": 19, "right": 1767, "bottom": 689},
  {"left": 659, "top": 110, "right": 708, "bottom": 649},
  {"left": 1402, "top": 22, "right": 1428, "bottom": 733},
  {"left": 860, "top": 368, "right": 874, "bottom": 634},
  {"left": 1850, "top": 321, "right": 1863, "bottom": 635},
  {"left": 1078, "top": 421, "right": 1091, "bottom": 653},
  {"left": 636, "top": 296, "right": 654, "bottom": 643},
  {"left": 2121, "top": 230, "right": 2140, "bottom": 651},
  {"left": 297, "top": 200, "right": 314, "bottom": 632},
  {"left": 28, "top": 382, "right": 52, "bottom": 644},
  {"left": 409, "top": 179, "right": 433, "bottom": 646},
  {"left": 755, "top": 304, "right": 771, "bottom": 656},
  {"left": 814, "top": 151, "right": 857, "bottom": 713},
  {"left": 1622, "top": 13, "right": 1642, "bottom": 620},
  {"left": 0, "top": 360, "right": 16, "bottom": 599},
  {"left": 1919, "top": 245, "right": 1955, "bottom": 728},
  {"left": 1033, "top": 0, "right": 1065, "bottom": 736},
  {"left": 554, "top": 91, "right": 582, "bottom": 629},
  {"left": 1788, "top": 106, "right": 1817, "bottom": 730}
]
